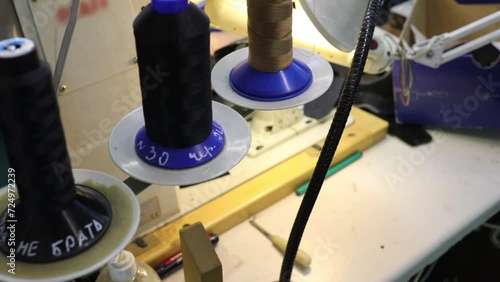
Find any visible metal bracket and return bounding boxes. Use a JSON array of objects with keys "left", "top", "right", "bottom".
[{"left": 409, "top": 10, "right": 500, "bottom": 68}]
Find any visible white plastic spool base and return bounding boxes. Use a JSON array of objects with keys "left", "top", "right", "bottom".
[
  {"left": 109, "top": 101, "right": 251, "bottom": 186},
  {"left": 0, "top": 169, "right": 140, "bottom": 282},
  {"left": 212, "top": 47, "right": 334, "bottom": 111}
]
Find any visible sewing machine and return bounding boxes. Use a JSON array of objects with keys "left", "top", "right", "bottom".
[
  {"left": 0, "top": 0, "right": 388, "bottom": 239},
  {"left": 0, "top": 0, "right": 499, "bottom": 281}
]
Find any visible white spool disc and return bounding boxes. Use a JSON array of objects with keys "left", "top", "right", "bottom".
[
  {"left": 109, "top": 101, "right": 251, "bottom": 186},
  {"left": 212, "top": 47, "right": 334, "bottom": 110},
  {"left": 0, "top": 169, "right": 140, "bottom": 282}
]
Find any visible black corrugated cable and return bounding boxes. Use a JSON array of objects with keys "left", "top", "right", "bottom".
[{"left": 279, "top": 1, "right": 384, "bottom": 281}]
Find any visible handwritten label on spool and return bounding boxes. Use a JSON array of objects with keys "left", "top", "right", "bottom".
[
  {"left": 189, "top": 146, "right": 216, "bottom": 162},
  {"left": 50, "top": 219, "right": 104, "bottom": 257},
  {"left": 134, "top": 121, "right": 226, "bottom": 169}
]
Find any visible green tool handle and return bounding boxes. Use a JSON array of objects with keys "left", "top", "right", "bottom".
[{"left": 296, "top": 152, "right": 362, "bottom": 196}]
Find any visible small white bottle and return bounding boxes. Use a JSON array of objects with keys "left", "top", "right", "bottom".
[{"left": 95, "top": 250, "right": 161, "bottom": 282}]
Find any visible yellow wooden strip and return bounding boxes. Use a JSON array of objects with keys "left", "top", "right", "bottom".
[{"left": 127, "top": 107, "right": 388, "bottom": 267}]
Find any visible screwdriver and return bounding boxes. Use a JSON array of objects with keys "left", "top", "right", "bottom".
[{"left": 249, "top": 218, "right": 312, "bottom": 269}]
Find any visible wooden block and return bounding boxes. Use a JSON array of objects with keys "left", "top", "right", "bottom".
[
  {"left": 180, "top": 222, "right": 223, "bottom": 282},
  {"left": 128, "top": 107, "right": 388, "bottom": 267}
]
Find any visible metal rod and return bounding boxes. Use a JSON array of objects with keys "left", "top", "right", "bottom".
[
  {"left": 442, "top": 30, "right": 500, "bottom": 64},
  {"left": 446, "top": 10, "right": 500, "bottom": 43},
  {"left": 249, "top": 218, "right": 271, "bottom": 238}
]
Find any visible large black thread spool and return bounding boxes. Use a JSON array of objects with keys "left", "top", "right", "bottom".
[
  {"left": 132, "top": 0, "right": 228, "bottom": 170},
  {"left": 134, "top": 1, "right": 212, "bottom": 148},
  {"left": 0, "top": 38, "right": 112, "bottom": 263},
  {"left": 108, "top": 0, "right": 251, "bottom": 184}
]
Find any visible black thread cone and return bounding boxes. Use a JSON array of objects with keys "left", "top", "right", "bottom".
[
  {"left": 133, "top": 3, "right": 213, "bottom": 148},
  {"left": 0, "top": 38, "right": 112, "bottom": 263}
]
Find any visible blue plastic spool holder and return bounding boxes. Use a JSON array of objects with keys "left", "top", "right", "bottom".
[
  {"left": 229, "top": 59, "right": 313, "bottom": 102},
  {"left": 0, "top": 38, "right": 25, "bottom": 50},
  {"left": 135, "top": 121, "right": 225, "bottom": 169},
  {"left": 151, "top": 0, "right": 189, "bottom": 14}
]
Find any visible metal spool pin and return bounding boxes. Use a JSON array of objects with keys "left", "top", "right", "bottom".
[
  {"left": 109, "top": 0, "right": 251, "bottom": 186},
  {"left": 211, "top": 0, "right": 334, "bottom": 110},
  {"left": 0, "top": 38, "right": 140, "bottom": 282}
]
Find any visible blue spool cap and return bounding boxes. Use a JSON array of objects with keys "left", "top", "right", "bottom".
[
  {"left": 229, "top": 59, "right": 313, "bottom": 102},
  {"left": 0, "top": 37, "right": 35, "bottom": 58},
  {"left": 0, "top": 38, "right": 26, "bottom": 51},
  {"left": 152, "top": 0, "right": 189, "bottom": 14},
  {"left": 0, "top": 37, "right": 38, "bottom": 76},
  {"left": 135, "top": 121, "right": 225, "bottom": 169}
]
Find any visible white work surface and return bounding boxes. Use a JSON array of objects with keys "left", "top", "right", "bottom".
[{"left": 164, "top": 128, "right": 500, "bottom": 282}]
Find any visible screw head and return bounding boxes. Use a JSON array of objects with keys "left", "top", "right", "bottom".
[
  {"left": 133, "top": 57, "right": 138, "bottom": 63},
  {"left": 59, "top": 85, "right": 67, "bottom": 93}
]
